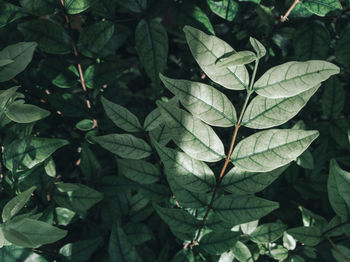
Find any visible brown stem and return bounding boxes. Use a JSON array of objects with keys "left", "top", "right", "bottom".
[
  {"left": 322, "top": 220, "right": 350, "bottom": 236},
  {"left": 280, "top": 0, "right": 300, "bottom": 22},
  {"left": 328, "top": 237, "right": 350, "bottom": 262}
]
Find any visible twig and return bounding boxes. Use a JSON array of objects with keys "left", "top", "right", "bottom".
[
  {"left": 322, "top": 220, "right": 350, "bottom": 236},
  {"left": 280, "top": 0, "right": 300, "bottom": 22},
  {"left": 328, "top": 237, "right": 350, "bottom": 262}
]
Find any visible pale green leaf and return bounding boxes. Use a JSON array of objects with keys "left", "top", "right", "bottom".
[
  {"left": 249, "top": 223, "right": 287, "bottom": 243},
  {"left": 283, "top": 232, "right": 297, "bottom": 250},
  {"left": 2, "top": 186, "right": 36, "bottom": 222},
  {"left": 153, "top": 141, "right": 215, "bottom": 193},
  {"left": 183, "top": 26, "right": 249, "bottom": 90},
  {"left": 5, "top": 101, "right": 50, "bottom": 123},
  {"left": 254, "top": 60, "right": 339, "bottom": 98},
  {"left": 157, "top": 101, "right": 224, "bottom": 162},
  {"left": 160, "top": 74, "right": 236, "bottom": 127},
  {"left": 231, "top": 129, "right": 319, "bottom": 172},
  {"left": 322, "top": 77, "right": 345, "bottom": 118},
  {"left": 207, "top": 0, "right": 238, "bottom": 21},
  {"left": 242, "top": 85, "right": 320, "bottom": 129},
  {"left": 269, "top": 246, "right": 289, "bottom": 260},
  {"left": 3, "top": 136, "right": 69, "bottom": 173},
  {"left": 63, "top": 0, "right": 94, "bottom": 14},
  {"left": 0, "top": 245, "right": 50, "bottom": 261},
  {"left": 93, "top": 134, "right": 152, "bottom": 159},
  {"left": 303, "top": 0, "right": 342, "bottom": 16},
  {"left": 216, "top": 51, "right": 256, "bottom": 67},
  {"left": 213, "top": 195, "right": 279, "bottom": 225},
  {"left": 231, "top": 241, "right": 254, "bottom": 262},
  {"left": 250, "top": 37, "right": 266, "bottom": 59},
  {"left": 287, "top": 226, "right": 321, "bottom": 246},
  {"left": 200, "top": 231, "right": 240, "bottom": 255},
  {"left": 221, "top": 165, "right": 288, "bottom": 195},
  {"left": 0, "top": 42, "right": 37, "bottom": 82},
  {"left": 117, "top": 159, "right": 161, "bottom": 184},
  {"left": 240, "top": 220, "right": 259, "bottom": 235},
  {"left": 101, "top": 96, "right": 142, "bottom": 132}
]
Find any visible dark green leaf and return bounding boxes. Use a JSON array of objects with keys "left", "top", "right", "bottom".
[
  {"left": 200, "top": 231, "right": 240, "bottom": 255},
  {"left": 117, "top": 0, "right": 146, "bottom": 13},
  {"left": 287, "top": 226, "right": 321, "bottom": 246},
  {"left": 336, "top": 26, "right": 350, "bottom": 69},
  {"left": 0, "top": 2, "right": 26, "bottom": 28},
  {"left": 303, "top": 0, "right": 342, "bottom": 16},
  {"left": 322, "top": 77, "right": 345, "bottom": 118},
  {"left": 59, "top": 237, "right": 103, "bottom": 262},
  {"left": 249, "top": 223, "right": 287, "bottom": 243},
  {"left": 207, "top": 0, "right": 238, "bottom": 21},
  {"left": 20, "top": 0, "right": 57, "bottom": 16},
  {"left": 75, "top": 119, "right": 95, "bottom": 131}
]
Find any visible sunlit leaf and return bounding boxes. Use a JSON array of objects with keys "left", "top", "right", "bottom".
[
  {"left": 249, "top": 223, "right": 287, "bottom": 243},
  {"left": 287, "top": 226, "right": 321, "bottom": 246},
  {"left": 207, "top": 0, "right": 238, "bottom": 21}
]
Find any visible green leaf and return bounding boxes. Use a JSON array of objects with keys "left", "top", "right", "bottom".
[
  {"left": 331, "top": 160, "right": 350, "bottom": 207},
  {"left": 5, "top": 101, "right": 50, "bottom": 123},
  {"left": 157, "top": 101, "right": 224, "bottom": 162},
  {"left": 160, "top": 74, "right": 236, "bottom": 127},
  {"left": 75, "top": 119, "right": 95, "bottom": 131},
  {"left": 221, "top": 165, "right": 288, "bottom": 195},
  {"left": 2, "top": 186, "right": 36, "bottom": 222},
  {"left": 296, "top": 150, "right": 314, "bottom": 170},
  {"left": 117, "top": 159, "right": 161, "bottom": 184},
  {"left": 3, "top": 218, "right": 67, "bottom": 248},
  {"left": 217, "top": 51, "right": 256, "bottom": 67},
  {"left": 0, "top": 42, "right": 37, "bottom": 82},
  {"left": 149, "top": 124, "right": 172, "bottom": 146},
  {"left": 63, "top": 0, "right": 94, "bottom": 14},
  {"left": 250, "top": 37, "right": 266, "bottom": 59},
  {"left": 183, "top": 26, "right": 249, "bottom": 90},
  {"left": 55, "top": 207, "right": 75, "bottom": 226},
  {"left": 242, "top": 85, "right": 320, "bottom": 129},
  {"left": 0, "top": 245, "right": 49, "bottom": 261},
  {"left": 254, "top": 60, "right": 339, "bottom": 98},
  {"left": 0, "top": 59, "right": 14, "bottom": 67},
  {"left": 53, "top": 183, "right": 104, "bottom": 215},
  {"left": 18, "top": 20, "right": 71, "bottom": 55},
  {"left": 322, "top": 77, "right": 345, "bottom": 118},
  {"left": 231, "top": 241, "right": 254, "bottom": 262},
  {"left": 200, "top": 231, "right": 240, "bottom": 255},
  {"left": 331, "top": 245, "right": 350, "bottom": 262},
  {"left": 124, "top": 222, "right": 153, "bottom": 245},
  {"left": 207, "top": 0, "right": 238, "bottom": 21},
  {"left": 118, "top": 0, "right": 146, "bottom": 13},
  {"left": 287, "top": 226, "right": 321, "bottom": 246},
  {"left": 172, "top": 249, "right": 194, "bottom": 262},
  {"left": 240, "top": 220, "right": 259, "bottom": 235},
  {"left": 135, "top": 19, "right": 168, "bottom": 86},
  {"left": 153, "top": 137, "right": 216, "bottom": 193},
  {"left": 138, "top": 183, "right": 170, "bottom": 202},
  {"left": 336, "top": 26, "right": 350, "bottom": 69},
  {"left": 77, "top": 21, "right": 114, "bottom": 58},
  {"left": 213, "top": 195, "right": 279, "bottom": 225},
  {"left": 20, "top": 0, "right": 57, "bottom": 16},
  {"left": 101, "top": 96, "right": 142, "bottom": 132},
  {"left": 0, "top": 86, "right": 19, "bottom": 109},
  {"left": 84, "top": 61, "right": 125, "bottom": 88},
  {"left": 93, "top": 134, "right": 151, "bottom": 159},
  {"left": 283, "top": 232, "right": 297, "bottom": 250},
  {"left": 3, "top": 136, "right": 69, "bottom": 173},
  {"left": 0, "top": 1, "right": 26, "bottom": 28},
  {"left": 59, "top": 237, "right": 103, "bottom": 262},
  {"left": 303, "top": 0, "right": 342, "bottom": 16},
  {"left": 231, "top": 129, "right": 319, "bottom": 172},
  {"left": 249, "top": 223, "right": 287, "bottom": 243}
]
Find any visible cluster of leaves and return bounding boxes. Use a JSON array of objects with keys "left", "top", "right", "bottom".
[{"left": 0, "top": 0, "right": 350, "bottom": 261}]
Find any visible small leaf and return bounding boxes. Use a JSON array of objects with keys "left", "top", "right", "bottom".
[
  {"left": 200, "top": 231, "right": 240, "bottom": 255},
  {"left": 2, "top": 186, "right": 36, "bottom": 222},
  {"left": 254, "top": 60, "right": 339, "bottom": 98},
  {"left": 5, "top": 101, "right": 50, "bottom": 123},
  {"left": 63, "top": 0, "right": 94, "bottom": 14},
  {"left": 93, "top": 134, "right": 152, "bottom": 159},
  {"left": 283, "top": 232, "right": 297, "bottom": 250},
  {"left": 207, "top": 0, "right": 238, "bottom": 21},
  {"left": 250, "top": 37, "right": 266, "bottom": 59},
  {"left": 160, "top": 74, "right": 237, "bottom": 127},
  {"left": 231, "top": 241, "right": 254, "bottom": 262},
  {"left": 117, "top": 159, "right": 161, "bottom": 184},
  {"left": 231, "top": 129, "right": 319, "bottom": 172},
  {"left": 249, "top": 223, "right": 287, "bottom": 243},
  {"left": 213, "top": 195, "right": 279, "bottom": 225},
  {"left": 101, "top": 96, "right": 142, "bottom": 132},
  {"left": 75, "top": 119, "right": 95, "bottom": 131},
  {"left": 157, "top": 101, "right": 224, "bottom": 162},
  {"left": 183, "top": 26, "right": 249, "bottom": 90},
  {"left": 287, "top": 226, "right": 321, "bottom": 246},
  {"left": 322, "top": 77, "right": 345, "bottom": 119},
  {"left": 303, "top": 0, "right": 342, "bottom": 16},
  {"left": 217, "top": 51, "right": 256, "bottom": 67}
]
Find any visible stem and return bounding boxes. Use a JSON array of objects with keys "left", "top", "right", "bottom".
[
  {"left": 322, "top": 220, "right": 350, "bottom": 236},
  {"left": 328, "top": 237, "right": 350, "bottom": 262},
  {"left": 280, "top": 0, "right": 300, "bottom": 22}
]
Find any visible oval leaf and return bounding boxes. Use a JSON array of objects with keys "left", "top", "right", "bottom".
[
  {"left": 5, "top": 101, "right": 50, "bottom": 123},
  {"left": 207, "top": 0, "right": 238, "bottom": 21},
  {"left": 303, "top": 0, "right": 342, "bottom": 16},
  {"left": 250, "top": 37, "right": 266, "bottom": 59},
  {"left": 200, "top": 231, "right": 240, "bottom": 255},
  {"left": 249, "top": 223, "right": 287, "bottom": 243},
  {"left": 287, "top": 226, "right": 321, "bottom": 246},
  {"left": 216, "top": 51, "right": 256, "bottom": 67},
  {"left": 63, "top": 0, "right": 93, "bottom": 14}
]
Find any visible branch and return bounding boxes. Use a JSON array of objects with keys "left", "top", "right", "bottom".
[
  {"left": 322, "top": 220, "right": 350, "bottom": 236},
  {"left": 280, "top": 0, "right": 300, "bottom": 22},
  {"left": 328, "top": 237, "right": 350, "bottom": 262}
]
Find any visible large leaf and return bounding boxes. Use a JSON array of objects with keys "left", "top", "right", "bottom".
[
  {"left": 242, "top": 85, "right": 320, "bottom": 129},
  {"left": 159, "top": 74, "right": 236, "bottom": 127},
  {"left": 157, "top": 101, "right": 224, "bottom": 162},
  {"left": 101, "top": 96, "right": 142, "bottom": 132},
  {"left": 254, "top": 60, "right": 339, "bottom": 98},
  {"left": 287, "top": 226, "right": 321, "bottom": 246},
  {"left": 231, "top": 129, "right": 319, "bottom": 172},
  {"left": 109, "top": 223, "right": 142, "bottom": 262},
  {"left": 0, "top": 42, "right": 37, "bottom": 82},
  {"left": 322, "top": 77, "right": 345, "bottom": 118},
  {"left": 18, "top": 20, "right": 71, "bottom": 55},
  {"left": 5, "top": 101, "right": 50, "bottom": 123},
  {"left": 2, "top": 186, "right": 36, "bottom": 223},
  {"left": 117, "top": 159, "right": 161, "bottom": 184},
  {"left": 331, "top": 160, "right": 350, "bottom": 207},
  {"left": 135, "top": 19, "right": 168, "bottom": 86},
  {"left": 92, "top": 134, "right": 152, "bottom": 159},
  {"left": 3, "top": 136, "right": 69, "bottom": 173},
  {"left": 63, "top": 0, "right": 94, "bottom": 14},
  {"left": 183, "top": 26, "right": 249, "bottom": 90},
  {"left": 221, "top": 165, "right": 288, "bottom": 195},
  {"left": 303, "top": 0, "right": 342, "bottom": 16},
  {"left": 207, "top": 0, "right": 238, "bottom": 21},
  {"left": 200, "top": 231, "right": 240, "bottom": 255},
  {"left": 213, "top": 195, "right": 279, "bottom": 225},
  {"left": 249, "top": 223, "right": 287, "bottom": 243},
  {"left": 336, "top": 26, "right": 350, "bottom": 69}
]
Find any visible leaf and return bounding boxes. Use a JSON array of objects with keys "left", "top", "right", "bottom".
[
  {"left": 20, "top": 0, "right": 57, "bottom": 16},
  {"left": 77, "top": 21, "right": 114, "bottom": 58},
  {"left": 101, "top": 96, "right": 142, "bottom": 132},
  {"left": 109, "top": 223, "right": 142, "bottom": 262},
  {"left": 63, "top": 0, "right": 94, "bottom": 14},
  {"left": 183, "top": 26, "right": 249, "bottom": 90},
  {"left": 0, "top": 86, "right": 19, "bottom": 109},
  {"left": 3, "top": 136, "right": 69, "bottom": 173},
  {"left": 55, "top": 207, "right": 75, "bottom": 226},
  {"left": 322, "top": 77, "right": 345, "bottom": 118},
  {"left": 18, "top": 20, "right": 71, "bottom": 55},
  {"left": 303, "top": 0, "right": 342, "bottom": 16},
  {"left": 118, "top": 0, "right": 147, "bottom": 13},
  {"left": 92, "top": 134, "right": 152, "bottom": 159},
  {"left": 249, "top": 223, "right": 287, "bottom": 243},
  {"left": 124, "top": 222, "right": 153, "bottom": 245},
  {"left": 336, "top": 26, "right": 350, "bottom": 69},
  {"left": 5, "top": 101, "right": 50, "bottom": 123},
  {"left": 207, "top": 0, "right": 238, "bottom": 21},
  {"left": 213, "top": 195, "right": 279, "bottom": 225},
  {"left": 250, "top": 37, "right": 266, "bottom": 59},
  {"left": 3, "top": 218, "right": 67, "bottom": 248},
  {"left": 172, "top": 249, "right": 195, "bottom": 262},
  {"left": 331, "top": 245, "right": 350, "bottom": 262},
  {"left": 75, "top": 119, "right": 95, "bottom": 131},
  {"left": 254, "top": 60, "right": 339, "bottom": 99},
  {"left": 0, "top": 42, "right": 37, "bottom": 82},
  {"left": 287, "top": 226, "right": 321, "bottom": 246},
  {"left": 157, "top": 101, "right": 224, "bottom": 162},
  {"left": 84, "top": 61, "right": 125, "bottom": 88},
  {"left": 242, "top": 85, "right": 320, "bottom": 129},
  {"left": 135, "top": 19, "right": 168, "bottom": 86},
  {"left": 53, "top": 183, "right": 103, "bottom": 215},
  {"left": 221, "top": 165, "right": 288, "bottom": 195},
  {"left": 0, "top": 1, "right": 26, "bottom": 28},
  {"left": 117, "top": 159, "right": 161, "bottom": 184},
  {"left": 283, "top": 232, "right": 297, "bottom": 250},
  {"left": 331, "top": 160, "right": 350, "bottom": 207},
  {"left": 149, "top": 124, "right": 172, "bottom": 146},
  {"left": 2, "top": 186, "right": 36, "bottom": 222},
  {"left": 0, "top": 59, "right": 14, "bottom": 67},
  {"left": 231, "top": 241, "right": 254, "bottom": 262},
  {"left": 200, "top": 231, "right": 240, "bottom": 255},
  {"left": 231, "top": 129, "right": 319, "bottom": 172},
  {"left": 0, "top": 245, "right": 49, "bottom": 262},
  {"left": 59, "top": 237, "right": 103, "bottom": 262},
  {"left": 159, "top": 74, "right": 237, "bottom": 127},
  {"left": 216, "top": 51, "right": 256, "bottom": 67}
]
